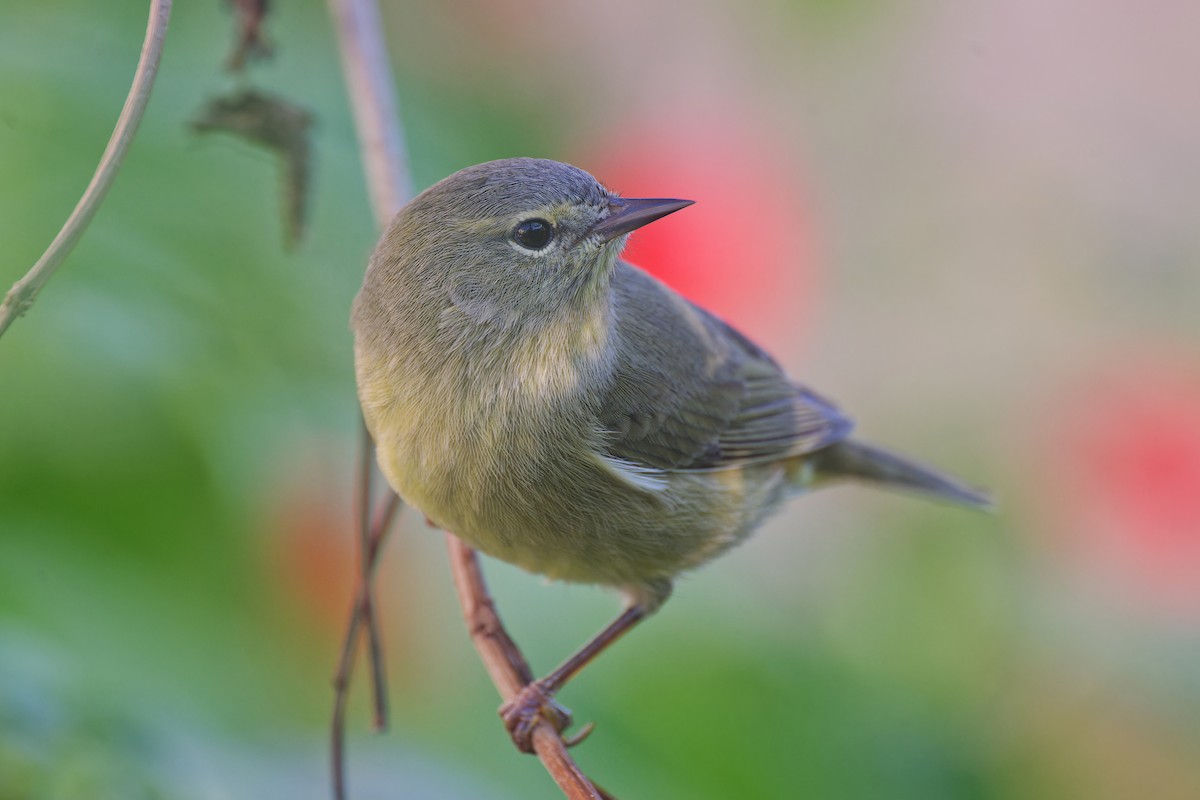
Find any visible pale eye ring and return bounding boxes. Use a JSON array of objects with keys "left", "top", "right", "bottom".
[{"left": 511, "top": 218, "right": 554, "bottom": 250}]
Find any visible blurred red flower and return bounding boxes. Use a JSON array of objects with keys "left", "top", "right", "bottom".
[
  {"left": 261, "top": 464, "right": 356, "bottom": 634},
  {"left": 259, "top": 453, "right": 415, "bottom": 638},
  {"left": 579, "top": 111, "right": 819, "bottom": 351},
  {"left": 1044, "top": 354, "right": 1200, "bottom": 614}
]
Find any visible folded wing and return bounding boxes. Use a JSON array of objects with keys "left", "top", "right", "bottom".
[{"left": 599, "top": 263, "right": 853, "bottom": 473}]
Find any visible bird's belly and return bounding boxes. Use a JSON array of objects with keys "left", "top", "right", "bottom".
[
  {"left": 378, "top": 411, "right": 792, "bottom": 590},
  {"left": 380, "top": 432, "right": 632, "bottom": 582},
  {"left": 360, "top": 354, "right": 792, "bottom": 592},
  {"left": 366, "top": 392, "right": 613, "bottom": 577}
]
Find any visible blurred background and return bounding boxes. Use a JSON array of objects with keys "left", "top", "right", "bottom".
[{"left": 3, "top": 0, "right": 1199, "bottom": 797}]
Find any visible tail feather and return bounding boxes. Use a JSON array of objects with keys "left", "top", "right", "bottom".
[{"left": 812, "top": 439, "right": 994, "bottom": 510}]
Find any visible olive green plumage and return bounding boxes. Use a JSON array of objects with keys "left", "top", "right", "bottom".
[{"left": 353, "top": 157, "right": 989, "bottom": 613}]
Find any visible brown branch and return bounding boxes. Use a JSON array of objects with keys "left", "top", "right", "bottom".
[
  {"left": 330, "top": 484, "right": 400, "bottom": 799},
  {"left": 0, "top": 0, "right": 172, "bottom": 339},
  {"left": 356, "top": 419, "right": 391, "bottom": 730},
  {"left": 445, "top": 535, "right": 606, "bottom": 800}
]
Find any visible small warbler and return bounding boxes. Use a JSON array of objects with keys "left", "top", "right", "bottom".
[{"left": 352, "top": 157, "right": 990, "bottom": 750}]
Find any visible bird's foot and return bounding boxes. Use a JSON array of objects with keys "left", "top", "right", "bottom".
[{"left": 499, "top": 681, "right": 593, "bottom": 753}]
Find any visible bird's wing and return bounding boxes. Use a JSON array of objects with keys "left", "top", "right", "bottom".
[{"left": 598, "top": 262, "right": 853, "bottom": 472}]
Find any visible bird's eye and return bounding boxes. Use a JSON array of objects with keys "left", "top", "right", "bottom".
[{"left": 512, "top": 218, "right": 554, "bottom": 250}]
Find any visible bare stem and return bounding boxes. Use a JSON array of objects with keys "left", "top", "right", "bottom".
[
  {"left": 330, "top": 483, "right": 401, "bottom": 800},
  {"left": 446, "top": 536, "right": 606, "bottom": 800},
  {"left": 356, "top": 419, "right": 390, "bottom": 731},
  {"left": 0, "top": 0, "right": 173, "bottom": 339}
]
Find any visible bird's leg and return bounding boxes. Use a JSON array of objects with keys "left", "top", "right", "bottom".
[{"left": 500, "top": 604, "right": 647, "bottom": 753}]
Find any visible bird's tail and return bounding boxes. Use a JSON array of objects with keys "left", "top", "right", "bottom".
[{"left": 810, "top": 439, "right": 994, "bottom": 510}]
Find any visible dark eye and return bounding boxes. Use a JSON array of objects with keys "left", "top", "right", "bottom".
[{"left": 512, "top": 218, "right": 553, "bottom": 250}]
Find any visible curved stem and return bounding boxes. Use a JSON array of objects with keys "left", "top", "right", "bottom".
[{"left": 0, "top": 0, "right": 173, "bottom": 339}]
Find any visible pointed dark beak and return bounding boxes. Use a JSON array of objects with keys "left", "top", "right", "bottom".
[{"left": 588, "top": 197, "right": 694, "bottom": 243}]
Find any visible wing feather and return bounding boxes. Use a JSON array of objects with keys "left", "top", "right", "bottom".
[{"left": 599, "top": 263, "right": 853, "bottom": 473}]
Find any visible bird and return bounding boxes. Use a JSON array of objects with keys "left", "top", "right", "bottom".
[{"left": 352, "top": 157, "right": 991, "bottom": 751}]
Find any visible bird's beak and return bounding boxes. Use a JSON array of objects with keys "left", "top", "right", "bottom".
[{"left": 588, "top": 197, "right": 694, "bottom": 243}]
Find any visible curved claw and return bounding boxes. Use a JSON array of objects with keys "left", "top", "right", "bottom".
[
  {"left": 562, "top": 720, "right": 595, "bottom": 748},
  {"left": 499, "top": 681, "right": 585, "bottom": 753}
]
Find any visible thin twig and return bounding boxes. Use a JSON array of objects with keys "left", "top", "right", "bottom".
[
  {"left": 330, "top": 485, "right": 401, "bottom": 800},
  {"left": 0, "top": 0, "right": 172, "bottom": 339},
  {"left": 446, "top": 536, "right": 605, "bottom": 800},
  {"left": 358, "top": 420, "right": 390, "bottom": 731}
]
